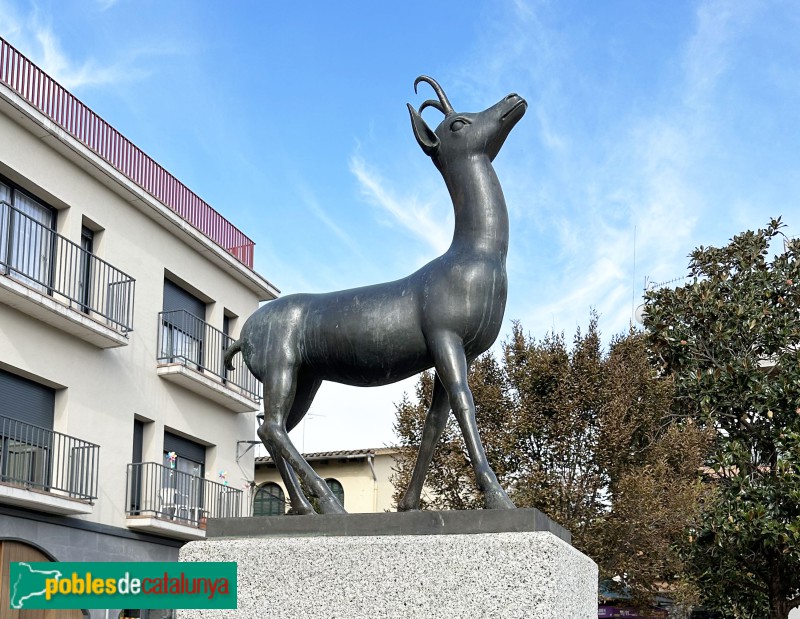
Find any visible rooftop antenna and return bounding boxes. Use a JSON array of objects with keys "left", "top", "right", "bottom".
[
  {"left": 633, "top": 274, "right": 649, "bottom": 326},
  {"left": 300, "top": 412, "right": 325, "bottom": 453}
]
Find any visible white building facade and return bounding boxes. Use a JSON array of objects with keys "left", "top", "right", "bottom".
[{"left": 0, "top": 36, "right": 277, "bottom": 618}]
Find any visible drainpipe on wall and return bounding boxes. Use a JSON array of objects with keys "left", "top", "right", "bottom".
[{"left": 367, "top": 454, "right": 378, "bottom": 512}]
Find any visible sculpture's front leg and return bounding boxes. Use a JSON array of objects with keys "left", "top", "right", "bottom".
[
  {"left": 426, "top": 330, "right": 515, "bottom": 510},
  {"left": 398, "top": 374, "right": 450, "bottom": 511}
]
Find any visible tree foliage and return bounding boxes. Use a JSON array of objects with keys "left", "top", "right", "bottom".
[
  {"left": 392, "top": 318, "right": 709, "bottom": 607},
  {"left": 644, "top": 218, "right": 800, "bottom": 619}
]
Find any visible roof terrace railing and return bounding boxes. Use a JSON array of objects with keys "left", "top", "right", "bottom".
[{"left": 0, "top": 36, "right": 255, "bottom": 268}]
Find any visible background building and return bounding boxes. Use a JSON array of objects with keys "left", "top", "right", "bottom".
[
  {"left": 253, "top": 447, "right": 402, "bottom": 515},
  {"left": 0, "top": 36, "right": 277, "bottom": 619}
]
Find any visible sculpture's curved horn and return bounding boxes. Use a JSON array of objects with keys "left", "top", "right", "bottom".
[
  {"left": 418, "top": 99, "right": 446, "bottom": 115},
  {"left": 414, "top": 76, "right": 455, "bottom": 116}
]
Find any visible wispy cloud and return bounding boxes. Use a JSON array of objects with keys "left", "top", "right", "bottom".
[
  {"left": 349, "top": 155, "right": 451, "bottom": 254},
  {"left": 515, "top": 109, "right": 703, "bottom": 337},
  {"left": 682, "top": 0, "right": 757, "bottom": 110},
  {"left": 453, "top": 0, "right": 763, "bottom": 340},
  {"left": 96, "top": 0, "right": 120, "bottom": 10},
  {"left": 0, "top": 2, "right": 152, "bottom": 91},
  {"left": 295, "top": 184, "right": 366, "bottom": 259},
  {"left": 33, "top": 27, "right": 146, "bottom": 90},
  {"left": 0, "top": 0, "right": 24, "bottom": 41},
  {"left": 587, "top": 2, "right": 755, "bottom": 332}
]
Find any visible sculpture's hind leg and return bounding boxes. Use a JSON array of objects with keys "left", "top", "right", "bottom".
[
  {"left": 397, "top": 373, "right": 449, "bottom": 511},
  {"left": 257, "top": 361, "right": 345, "bottom": 515},
  {"left": 277, "top": 371, "right": 323, "bottom": 515},
  {"left": 428, "top": 330, "right": 515, "bottom": 509},
  {"left": 269, "top": 455, "right": 313, "bottom": 515},
  {"left": 255, "top": 360, "right": 313, "bottom": 514}
]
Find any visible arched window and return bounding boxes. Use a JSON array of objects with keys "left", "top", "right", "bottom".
[
  {"left": 326, "top": 478, "right": 345, "bottom": 508},
  {"left": 253, "top": 482, "right": 285, "bottom": 516}
]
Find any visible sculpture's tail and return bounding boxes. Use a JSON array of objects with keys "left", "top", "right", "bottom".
[{"left": 224, "top": 339, "right": 243, "bottom": 371}]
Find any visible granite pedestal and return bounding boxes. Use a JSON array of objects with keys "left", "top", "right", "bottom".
[{"left": 178, "top": 509, "right": 598, "bottom": 619}]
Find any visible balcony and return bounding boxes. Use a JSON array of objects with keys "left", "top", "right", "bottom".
[
  {"left": 0, "top": 415, "right": 99, "bottom": 515},
  {"left": 0, "top": 200, "right": 136, "bottom": 348},
  {"left": 156, "top": 310, "right": 262, "bottom": 413},
  {"left": 125, "top": 461, "right": 243, "bottom": 540}
]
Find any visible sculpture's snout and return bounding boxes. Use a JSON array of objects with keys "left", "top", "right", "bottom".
[
  {"left": 479, "top": 92, "right": 526, "bottom": 161},
  {"left": 501, "top": 94, "right": 527, "bottom": 123}
]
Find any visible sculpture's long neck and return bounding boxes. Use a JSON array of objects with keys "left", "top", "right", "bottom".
[{"left": 439, "top": 155, "right": 509, "bottom": 258}]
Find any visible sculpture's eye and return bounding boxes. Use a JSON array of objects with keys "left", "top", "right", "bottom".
[{"left": 450, "top": 118, "right": 468, "bottom": 132}]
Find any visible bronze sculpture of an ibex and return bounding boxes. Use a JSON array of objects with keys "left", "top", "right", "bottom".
[{"left": 226, "top": 76, "right": 526, "bottom": 514}]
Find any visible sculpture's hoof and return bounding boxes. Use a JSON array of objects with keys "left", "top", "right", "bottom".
[
  {"left": 484, "top": 490, "right": 516, "bottom": 510},
  {"left": 396, "top": 497, "right": 420, "bottom": 512},
  {"left": 287, "top": 506, "right": 317, "bottom": 516}
]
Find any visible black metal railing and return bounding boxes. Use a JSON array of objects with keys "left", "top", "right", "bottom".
[
  {"left": 157, "top": 310, "right": 261, "bottom": 400},
  {"left": 125, "top": 461, "right": 243, "bottom": 527},
  {"left": 0, "top": 415, "right": 99, "bottom": 501},
  {"left": 0, "top": 200, "right": 136, "bottom": 333}
]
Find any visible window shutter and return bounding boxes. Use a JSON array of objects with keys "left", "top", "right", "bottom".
[
  {"left": 163, "top": 431, "right": 205, "bottom": 466},
  {"left": 0, "top": 368, "right": 55, "bottom": 429},
  {"left": 163, "top": 279, "right": 205, "bottom": 319}
]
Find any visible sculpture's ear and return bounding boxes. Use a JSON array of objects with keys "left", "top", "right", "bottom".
[{"left": 407, "top": 103, "right": 439, "bottom": 157}]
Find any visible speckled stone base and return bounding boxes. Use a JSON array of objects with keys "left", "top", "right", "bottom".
[{"left": 178, "top": 531, "right": 597, "bottom": 619}]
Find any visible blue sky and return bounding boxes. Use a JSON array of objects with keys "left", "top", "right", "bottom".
[{"left": 2, "top": 0, "right": 800, "bottom": 452}]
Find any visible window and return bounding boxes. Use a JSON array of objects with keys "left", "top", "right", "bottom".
[
  {"left": 326, "top": 478, "right": 345, "bottom": 508},
  {"left": 0, "top": 368, "right": 55, "bottom": 490},
  {"left": 223, "top": 314, "right": 230, "bottom": 338},
  {"left": 129, "top": 420, "right": 145, "bottom": 513},
  {"left": 78, "top": 226, "right": 93, "bottom": 313},
  {"left": 163, "top": 449, "right": 202, "bottom": 477},
  {"left": 160, "top": 279, "right": 206, "bottom": 368},
  {"left": 0, "top": 178, "right": 56, "bottom": 293},
  {"left": 132, "top": 420, "right": 144, "bottom": 464},
  {"left": 162, "top": 432, "right": 205, "bottom": 522},
  {"left": 0, "top": 370, "right": 55, "bottom": 480},
  {"left": 222, "top": 313, "right": 231, "bottom": 381},
  {"left": 253, "top": 482, "right": 285, "bottom": 516}
]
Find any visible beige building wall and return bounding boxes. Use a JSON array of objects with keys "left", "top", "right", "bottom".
[{"left": 253, "top": 448, "right": 401, "bottom": 514}]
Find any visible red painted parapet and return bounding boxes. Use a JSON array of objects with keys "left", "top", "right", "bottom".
[{"left": 0, "top": 36, "right": 255, "bottom": 268}]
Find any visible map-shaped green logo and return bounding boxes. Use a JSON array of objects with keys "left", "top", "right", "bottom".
[
  {"left": 8, "top": 561, "right": 236, "bottom": 610},
  {"left": 10, "top": 562, "right": 63, "bottom": 609}
]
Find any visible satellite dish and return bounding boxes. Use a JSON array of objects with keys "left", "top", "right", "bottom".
[{"left": 634, "top": 304, "right": 647, "bottom": 325}]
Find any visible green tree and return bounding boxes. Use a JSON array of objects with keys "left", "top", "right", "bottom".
[
  {"left": 392, "top": 319, "right": 709, "bottom": 608},
  {"left": 644, "top": 218, "right": 800, "bottom": 619}
]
